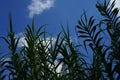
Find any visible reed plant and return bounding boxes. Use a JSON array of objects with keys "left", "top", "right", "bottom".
[{"left": 0, "top": 0, "right": 120, "bottom": 79}]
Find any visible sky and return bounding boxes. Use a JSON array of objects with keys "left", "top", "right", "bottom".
[
  {"left": 0, "top": 0, "right": 100, "bottom": 75},
  {"left": 1, "top": 0, "right": 120, "bottom": 78},
  {"left": 0, "top": 0, "right": 99, "bottom": 36},
  {"left": 0, "top": 0, "right": 120, "bottom": 51}
]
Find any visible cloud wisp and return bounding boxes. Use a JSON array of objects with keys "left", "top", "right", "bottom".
[
  {"left": 28, "top": 0, "right": 54, "bottom": 18},
  {"left": 16, "top": 34, "right": 62, "bottom": 73},
  {"left": 17, "top": 36, "right": 56, "bottom": 48},
  {"left": 109, "top": 0, "right": 120, "bottom": 16}
]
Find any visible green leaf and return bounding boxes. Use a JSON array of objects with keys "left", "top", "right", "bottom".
[
  {"left": 93, "top": 30, "right": 103, "bottom": 43},
  {"left": 83, "top": 39, "right": 92, "bottom": 54},
  {"left": 78, "top": 35, "right": 90, "bottom": 38},
  {"left": 88, "top": 16, "right": 95, "bottom": 29},
  {"left": 95, "top": 37, "right": 103, "bottom": 47},
  {"left": 78, "top": 30, "right": 88, "bottom": 34},
  {"left": 9, "top": 13, "right": 13, "bottom": 33},
  {"left": 0, "top": 37, "right": 10, "bottom": 45}
]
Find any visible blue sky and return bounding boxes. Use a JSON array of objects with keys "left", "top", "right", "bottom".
[
  {"left": 0, "top": 0, "right": 99, "bottom": 36},
  {"left": 0, "top": 0, "right": 100, "bottom": 74},
  {"left": 2, "top": 0, "right": 119, "bottom": 51},
  {"left": 1, "top": 1, "right": 120, "bottom": 79}
]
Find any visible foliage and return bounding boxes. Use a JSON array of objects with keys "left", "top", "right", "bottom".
[
  {"left": 76, "top": 0, "right": 120, "bottom": 79},
  {"left": 0, "top": 0, "right": 120, "bottom": 79}
]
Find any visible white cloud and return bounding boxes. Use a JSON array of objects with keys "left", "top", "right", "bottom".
[
  {"left": 17, "top": 36, "right": 56, "bottom": 48},
  {"left": 109, "top": 0, "right": 120, "bottom": 16},
  {"left": 17, "top": 35, "right": 63, "bottom": 73},
  {"left": 14, "top": 33, "right": 27, "bottom": 47},
  {"left": 18, "top": 37, "right": 27, "bottom": 47},
  {"left": 28, "top": 0, "right": 55, "bottom": 18}
]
